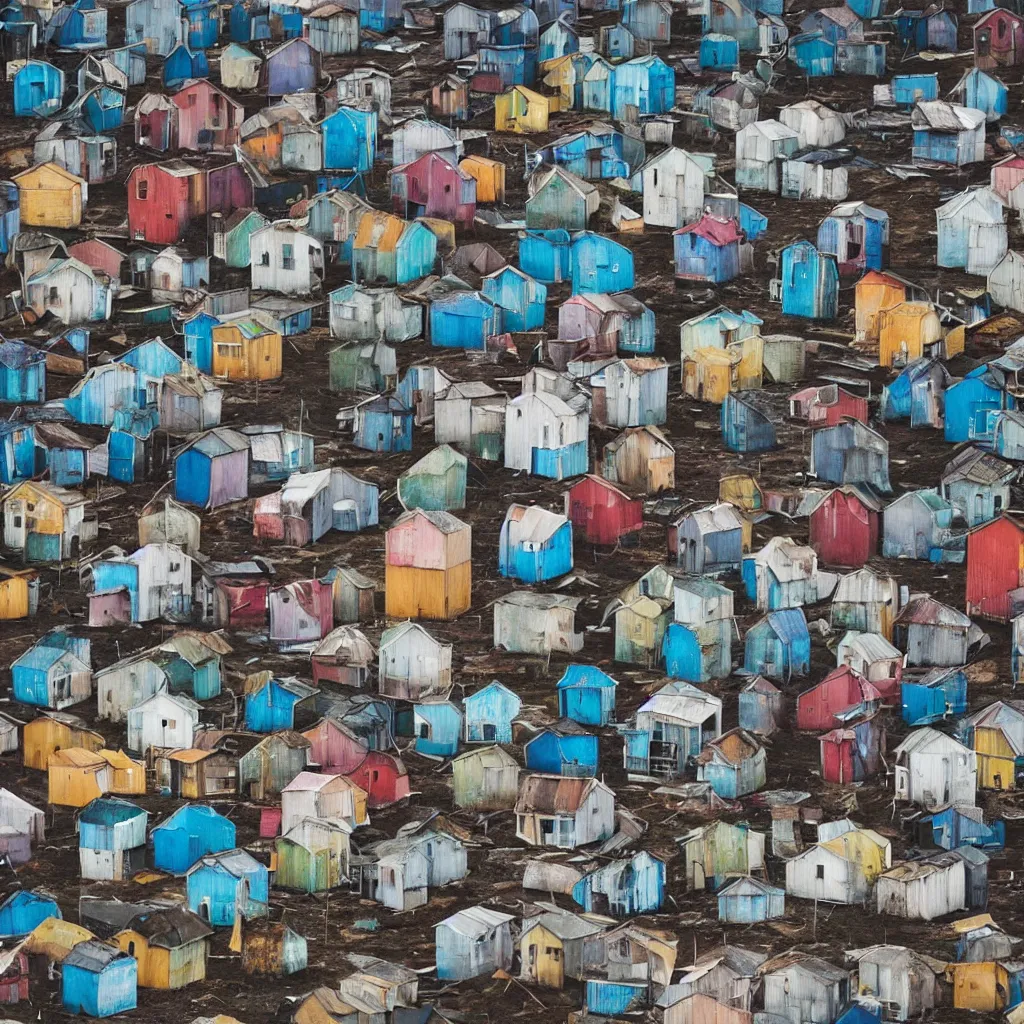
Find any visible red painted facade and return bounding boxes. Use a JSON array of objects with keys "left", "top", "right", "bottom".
[
  {"left": 67, "top": 239, "right": 126, "bottom": 282},
  {"left": 128, "top": 162, "right": 206, "bottom": 244},
  {"left": 808, "top": 489, "right": 879, "bottom": 567},
  {"left": 217, "top": 580, "right": 270, "bottom": 627},
  {"left": 390, "top": 151, "right": 476, "bottom": 229},
  {"left": 966, "top": 514, "right": 1024, "bottom": 621},
  {"left": 795, "top": 666, "right": 881, "bottom": 731},
  {"left": 819, "top": 714, "right": 885, "bottom": 783},
  {"left": 565, "top": 474, "right": 643, "bottom": 546},
  {"left": 0, "top": 951, "right": 28, "bottom": 1005},
  {"left": 975, "top": 8, "right": 1024, "bottom": 68},
  {"left": 342, "top": 751, "right": 411, "bottom": 807},
  {"left": 808, "top": 387, "right": 869, "bottom": 428}
]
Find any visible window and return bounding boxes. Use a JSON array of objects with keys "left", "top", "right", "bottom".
[
  {"left": 49, "top": 287, "right": 59, "bottom": 302},
  {"left": 282, "top": 243, "right": 295, "bottom": 270},
  {"left": 815, "top": 864, "right": 825, "bottom": 879},
  {"left": 12, "top": 516, "right": 20, "bottom": 527},
  {"left": 546, "top": 947, "right": 561, "bottom": 962},
  {"left": 136, "top": 179, "right": 148, "bottom": 200},
  {"left": 652, "top": 169, "right": 658, "bottom": 187},
  {"left": 188, "top": 93, "right": 197, "bottom": 106}
]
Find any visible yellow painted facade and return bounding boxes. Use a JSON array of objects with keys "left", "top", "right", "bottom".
[
  {"left": 731, "top": 335, "right": 764, "bottom": 390},
  {"left": 384, "top": 562, "right": 471, "bottom": 620},
  {"left": 418, "top": 217, "right": 455, "bottom": 252},
  {"left": 460, "top": 156, "right": 506, "bottom": 203},
  {"left": 23, "top": 918, "right": 94, "bottom": 962},
  {"left": 0, "top": 570, "right": 32, "bottom": 620},
  {"left": 877, "top": 302, "right": 943, "bottom": 368},
  {"left": 719, "top": 474, "right": 763, "bottom": 511},
  {"left": 495, "top": 86, "right": 558, "bottom": 133},
  {"left": 520, "top": 923, "right": 564, "bottom": 988},
  {"left": 102, "top": 749, "right": 146, "bottom": 795},
  {"left": 13, "top": 162, "right": 85, "bottom": 228},
  {"left": 821, "top": 828, "right": 889, "bottom": 883},
  {"left": 946, "top": 962, "right": 1005, "bottom": 1012},
  {"left": 974, "top": 726, "right": 1018, "bottom": 789},
  {"left": 683, "top": 348, "right": 734, "bottom": 404},
  {"left": 210, "top": 322, "right": 282, "bottom": 380},
  {"left": 48, "top": 748, "right": 107, "bottom": 806},
  {"left": 855, "top": 272, "right": 905, "bottom": 343},
  {"left": 540, "top": 55, "right": 574, "bottom": 105},
  {"left": 25, "top": 716, "right": 103, "bottom": 771},
  {"left": 114, "top": 931, "right": 208, "bottom": 989}
]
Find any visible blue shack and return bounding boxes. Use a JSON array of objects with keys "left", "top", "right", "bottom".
[
  {"left": 571, "top": 232, "right": 634, "bottom": 294},
  {"left": 126, "top": 0, "right": 184, "bottom": 54},
  {"left": 353, "top": 396, "right": 413, "bottom": 453},
  {"left": 519, "top": 229, "right": 571, "bottom": 283},
  {"left": 245, "top": 675, "right": 316, "bottom": 732},
  {"left": 538, "top": 16, "right": 578, "bottom": 60},
  {"left": 163, "top": 44, "right": 209, "bottom": 88},
  {"left": 0, "top": 339, "right": 45, "bottom": 402},
  {"left": 430, "top": 292, "right": 502, "bottom": 351},
  {"left": 704, "top": 0, "right": 757, "bottom": 48},
  {"left": 920, "top": 805, "right": 1005, "bottom": 851},
  {"left": 835, "top": 39, "right": 887, "bottom": 76},
  {"left": 152, "top": 804, "right": 237, "bottom": 874},
  {"left": 662, "top": 621, "right": 731, "bottom": 684},
  {"left": 780, "top": 240, "right": 839, "bottom": 320},
  {"left": 944, "top": 367, "right": 1014, "bottom": 444},
  {"left": 789, "top": 32, "right": 835, "bottom": 76},
  {"left": 263, "top": 37, "right": 319, "bottom": 96},
  {"left": 499, "top": 504, "right": 573, "bottom": 583},
  {"left": 0, "top": 181, "right": 18, "bottom": 255},
  {"left": 721, "top": 392, "right": 777, "bottom": 452},
  {"left": 475, "top": 44, "right": 536, "bottom": 91},
  {"left": 173, "top": 427, "right": 250, "bottom": 509},
  {"left": 817, "top": 201, "right": 888, "bottom": 273},
  {"left": 0, "top": 422, "right": 36, "bottom": 484},
  {"left": 228, "top": 0, "right": 268, "bottom": 41},
  {"left": 524, "top": 723, "right": 598, "bottom": 776},
  {"left": 413, "top": 701, "right": 463, "bottom": 756},
  {"left": 77, "top": 84, "right": 125, "bottom": 132},
  {"left": 610, "top": 55, "right": 674, "bottom": 120},
  {"left": 891, "top": 73, "right": 939, "bottom": 108},
  {"left": 321, "top": 106, "right": 377, "bottom": 173},
  {"left": 953, "top": 67, "right": 1007, "bottom": 122},
  {"left": 12, "top": 629, "right": 90, "bottom": 708},
  {"left": 36, "top": 423, "right": 93, "bottom": 487},
  {"left": 13, "top": 60, "right": 64, "bottom": 117},
  {"left": 62, "top": 941, "right": 137, "bottom": 1018},
  {"left": 182, "top": 0, "right": 218, "bottom": 48},
  {"left": 717, "top": 876, "right": 785, "bottom": 923},
  {"left": 881, "top": 358, "right": 949, "bottom": 428},
  {"left": 356, "top": 0, "right": 401, "bottom": 31},
  {"left": 116, "top": 337, "right": 183, "bottom": 401},
  {"left": 810, "top": 420, "right": 891, "bottom": 491},
  {"left": 0, "top": 890, "right": 60, "bottom": 937},
  {"left": 699, "top": 32, "right": 739, "bottom": 69},
  {"left": 463, "top": 681, "right": 521, "bottom": 744},
  {"left": 744, "top": 609, "right": 810, "bottom": 681},
  {"left": 482, "top": 265, "right": 547, "bottom": 331},
  {"left": 186, "top": 849, "right": 269, "bottom": 926},
  {"left": 48, "top": 0, "right": 107, "bottom": 47},
  {"left": 739, "top": 203, "right": 768, "bottom": 241},
  {"left": 556, "top": 665, "right": 616, "bottom": 726},
  {"left": 673, "top": 214, "right": 743, "bottom": 285},
  {"left": 572, "top": 851, "right": 665, "bottom": 916},
  {"left": 183, "top": 311, "right": 219, "bottom": 373},
  {"left": 901, "top": 667, "right": 968, "bottom": 726},
  {"left": 895, "top": 6, "right": 957, "bottom": 51},
  {"left": 846, "top": 0, "right": 882, "bottom": 16}
]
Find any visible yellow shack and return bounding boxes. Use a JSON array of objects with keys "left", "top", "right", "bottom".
[
  {"left": 820, "top": 827, "right": 891, "bottom": 884},
  {"left": 854, "top": 270, "right": 907, "bottom": 346},
  {"left": 946, "top": 962, "right": 1006, "bottom": 1013},
  {"left": 210, "top": 317, "right": 282, "bottom": 380},
  {"left": 682, "top": 347, "right": 735, "bottom": 403},
  {"left": 459, "top": 155, "right": 506, "bottom": 203},
  {"left": 25, "top": 711, "right": 103, "bottom": 771},
  {"left": 102, "top": 749, "right": 146, "bottom": 795},
  {"left": 966, "top": 701, "right": 1023, "bottom": 789},
  {"left": 495, "top": 85, "right": 559, "bottom": 133},
  {"left": 539, "top": 54, "right": 575, "bottom": 106},
  {"left": 114, "top": 907, "right": 212, "bottom": 989},
  {"left": 519, "top": 911, "right": 604, "bottom": 989},
  {"left": 877, "top": 301, "right": 943, "bottom": 368},
  {"left": 12, "top": 162, "right": 86, "bottom": 229},
  {"left": 47, "top": 748, "right": 108, "bottom": 807},
  {"left": 0, "top": 566, "right": 38, "bottom": 620},
  {"left": 23, "top": 917, "right": 95, "bottom": 963}
]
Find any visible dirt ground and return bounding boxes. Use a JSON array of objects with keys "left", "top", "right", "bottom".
[{"left": 0, "top": 1, "right": 1023, "bottom": 1022}]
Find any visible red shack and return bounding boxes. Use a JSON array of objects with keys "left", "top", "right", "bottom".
[
  {"left": 389, "top": 151, "right": 477, "bottom": 230},
  {"left": 341, "top": 750, "right": 411, "bottom": 807},
  {"left": 789, "top": 384, "right": 868, "bottom": 428},
  {"left": 68, "top": 238, "right": 126, "bottom": 281},
  {"left": 795, "top": 666, "right": 881, "bottom": 731},
  {"left": 564, "top": 474, "right": 643, "bottom": 546},
  {"left": 0, "top": 949, "right": 29, "bottom": 1005},
  {"left": 128, "top": 160, "right": 206, "bottom": 243},
  {"left": 820, "top": 713, "right": 886, "bottom": 783},
  {"left": 807, "top": 486, "right": 880, "bottom": 567},
  {"left": 171, "top": 79, "right": 244, "bottom": 153},
  {"left": 975, "top": 8, "right": 1024, "bottom": 68},
  {"left": 966, "top": 514, "right": 1024, "bottom": 621}
]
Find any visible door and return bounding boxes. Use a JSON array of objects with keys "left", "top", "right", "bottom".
[{"left": 4, "top": 498, "right": 25, "bottom": 549}]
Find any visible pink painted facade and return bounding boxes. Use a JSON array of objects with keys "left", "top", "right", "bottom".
[
  {"left": 269, "top": 579, "right": 334, "bottom": 642},
  {"left": 557, "top": 294, "right": 620, "bottom": 356},
  {"left": 88, "top": 589, "right": 131, "bottom": 627},
  {"left": 302, "top": 717, "right": 368, "bottom": 769},
  {"left": 68, "top": 239, "right": 126, "bottom": 281},
  {"left": 218, "top": 580, "right": 270, "bottom": 627},
  {"left": 991, "top": 155, "right": 1024, "bottom": 200},
  {"left": 385, "top": 510, "right": 471, "bottom": 571},
  {"left": 172, "top": 80, "right": 244, "bottom": 152},
  {"left": 209, "top": 450, "right": 250, "bottom": 509},
  {"left": 390, "top": 151, "right": 476, "bottom": 229}
]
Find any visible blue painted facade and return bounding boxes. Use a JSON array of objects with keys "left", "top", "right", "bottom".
[
  {"left": 182, "top": 0, "right": 219, "bottom": 48},
  {"left": 585, "top": 980, "right": 648, "bottom": 1016},
  {"left": 945, "top": 368, "right": 1014, "bottom": 444},
  {"left": 662, "top": 620, "right": 732, "bottom": 683},
  {"left": 463, "top": 681, "right": 521, "bottom": 743},
  {"left": 956, "top": 67, "right": 1007, "bottom": 122},
  {"left": 430, "top": 292, "right": 502, "bottom": 351},
  {"left": 476, "top": 44, "right": 536, "bottom": 90},
  {"left": 817, "top": 206, "right": 888, "bottom": 272},
  {"left": 836, "top": 39, "right": 888, "bottom": 76},
  {"left": 245, "top": 678, "right": 308, "bottom": 732},
  {"left": 0, "top": 423, "right": 36, "bottom": 484},
  {"left": 0, "top": 180, "right": 19, "bottom": 255},
  {"left": 519, "top": 229, "right": 571, "bottom": 283},
  {"left": 538, "top": 17, "right": 578, "bottom": 60},
  {"left": 744, "top": 609, "right": 811, "bottom": 681},
  {"left": 789, "top": 31, "right": 835, "bottom": 75},
  {"left": 354, "top": 397, "right": 413, "bottom": 453},
  {"left": 186, "top": 851, "right": 269, "bottom": 926},
  {"left": 572, "top": 851, "right": 665, "bottom": 915},
  {"left": 556, "top": 665, "right": 616, "bottom": 725},
  {"left": 891, "top": 73, "right": 939, "bottom": 108},
  {"left": 524, "top": 729, "right": 598, "bottom": 776},
  {"left": 414, "top": 701, "right": 462, "bottom": 756},
  {"left": 163, "top": 44, "right": 209, "bottom": 88},
  {"left": 780, "top": 241, "right": 839, "bottom": 319},
  {"left": 721, "top": 393, "right": 776, "bottom": 452},
  {"left": 116, "top": 337, "right": 184, "bottom": 400},
  {"left": 183, "top": 312, "right": 219, "bottom": 373},
  {"left": 901, "top": 668, "right": 968, "bottom": 725},
  {"left": 739, "top": 204, "right": 768, "bottom": 241},
  {"left": 12, "top": 630, "right": 90, "bottom": 707},
  {"left": 881, "top": 359, "right": 947, "bottom": 427},
  {"left": 571, "top": 232, "right": 634, "bottom": 294},
  {"left": 0, "top": 890, "right": 60, "bottom": 937},
  {"left": 703, "top": 0, "right": 757, "bottom": 48},
  {"left": 699, "top": 32, "right": 739, "bottom": 69},
  {"left": 895, "top": 8, "right": 957, "bottom": 51},
  {"left": 0, "top": 339, "right": 45, "bottom": 402},
  {"left": 533, "top": 441, "right": 589, "bottom": 479},
  {"left": 498, "top": 511, "right": 573, "bottom": 583},
  {"left": 481, "top": 266, "right": 547, "bottom": 331},
  {"left": 717, "top": 876, "right": 785, "bottom": 922},
  {"left": 49, "top": 0, "right": 107, "bottom": 47},
  {"left": 846, "top": 0, "right": 882, "bottom": 16},
  {"left": 62, "top": 943, "right": 137, "bottom": 1018},
  {"left": 673, "top": 221, "right": 741, "bottom": 285},
  {"left": 322, "top": 106, "right": 377, "bottom": 173},
  {"left": 922, "top": 805, "right": 1005, "bottom": 850},
  {"left": 610, "top": 55, "right": 674, "bottom": 120},
  {"left": 152, "top": 804, "right": 237, "bottom": 874},
  {"left": 13, "top": 60, "right": 63, "bottom": 117}
]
